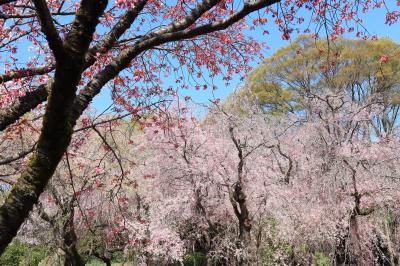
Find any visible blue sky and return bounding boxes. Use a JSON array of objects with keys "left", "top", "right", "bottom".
[
  {"left": 2, "top": 2, "right": 400, "bottom": 116},
  {"left": 91, "top": 2, "right": 400, "bottom": 115}
]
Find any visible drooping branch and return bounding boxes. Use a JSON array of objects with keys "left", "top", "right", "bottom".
[{"left": 92, "top": 126, "right": 124, "bottom": 177}]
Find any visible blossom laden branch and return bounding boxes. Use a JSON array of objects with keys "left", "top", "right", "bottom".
[
  {"left": 0, "top": 85, "right": 48, "bottom": 131},
  {"left": 0, "top": 65, "right": 55, "bottom": 84}
]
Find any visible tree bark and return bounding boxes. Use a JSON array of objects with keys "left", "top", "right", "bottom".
[
  {"left": 64, "top": 248, "right": 85, "bottom": 266},
  {"left": 229, "top": 127, "right": 252, "bottom": 245},
  {"left": 0, "top": 85, "right": 48, "bottom": 131},
  {"left": 63, "top": 207, "right": 84, "bottom": 266},
  {"left": 231, "top": 182, "right": 251, "bottom": 244},
  {"left": 93, "top": 253, "right": 112, "bottom": 266},
  {"left": 0, "top": 0, "right": 108, "bottom": 254}
]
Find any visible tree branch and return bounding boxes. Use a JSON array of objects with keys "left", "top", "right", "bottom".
[
  {"left": 151, "top": 0, "right": 221, "bottom": 36},
  {"left": 63, "top": 0, "right": 108, "bottom": 58},
  {"left": 71, "top": 0, "right": 279, "bottom": 120},
  {"left": 31, "top": 0, "right": 64, "bottom": 58},
  {"left": 0, "top": 0, "right": 143, "bottom": 132},
  {"left": 0, "top": 11, "right": 75, "bottom": 20},
  {"left": 153, "top": 0, "right": 279, "bottom": 42},
  {"left": 0, "top": 145, "right": 36, "bottom": 166},
  {"left": 0, "top": 85, "right": 48, "bottom": 131},
  {"left": 0, "top": 65, "right": 55, "bottom": 84},
  {"left": 85, "top": 0, "right": 148, "bottom": 64}
]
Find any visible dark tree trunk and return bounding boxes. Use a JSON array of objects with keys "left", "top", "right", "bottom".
[
  {"left": 64, "top": 247, "right": 85, "bottom": 266},
  {"left": 93, "top": 252, "right": 112, "bottom": 266},
  {"left": 0, "top": 0, "right": 108, "bottom": 254},
  {"left": 100, "top": 256, "right": 112, "bottom": 266},
  {"left": 103, "top": 257, "right": 112, "bottom": 266},
  {"left": 232, "top": 182, "right": 251, "bottom": 244},
  {"left": 63, "top": 207, "right": 85, "bottom": 266}
]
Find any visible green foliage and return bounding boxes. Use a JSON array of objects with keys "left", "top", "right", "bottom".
[
  {"left": 258, "top": 218, "right": 332, "bottom": 266},
  {"left": 0, "top": 240, "right": 27, "bottom": 266},
  {"left": 22, "top": 245, "right": 48, "bottom": 266},
  {"left": 78, "top": 229, "right": 108, "bottom": 262},
  {"left": 183, "top": 251, "right": 207, "bottom": 266},
  {"left": 85, "top": 258, "right": 105, "bottom": 266},
  {"left": 260, "top": 217, "right": 294, "bottom": 265},
  {"left": 313, "top": 251, "right": 331, "bottom": 266},
  {"left": 261, "top": 242, "right": 293, "bottom": 266},
  {"left": 111, "top": 251, "right": 125, "bottom": 263},
  {"left": 171, "top": 251, "right": 207, "bottom": 266},
  {"left": 79, "top": 229, "right": 126, "bottom": 264},
  {"left": 237, "top": 36, "right": 400, "bottom": 116},
  {"left": 0, "top": 240, "right": 48, "bottom": 266}
]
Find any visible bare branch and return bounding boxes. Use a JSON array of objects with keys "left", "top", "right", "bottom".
[{"left": 0, "top": 11, "right": 74, "bottom": 20}]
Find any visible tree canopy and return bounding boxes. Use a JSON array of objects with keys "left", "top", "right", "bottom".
[
  {"left": 239, "top": 37, "right": 400, "bottom": 117},
  {"left": 0, "top": 0, "right": 400, "bottom": 264}
]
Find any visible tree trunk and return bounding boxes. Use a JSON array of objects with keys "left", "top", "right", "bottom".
[
  {"left": 231, "top": 182, "right": 251, "bottom": 245},
  {"left": 63, "top": 207, "right": 84, "bottom": 266},
  {"left": 105, "top": 258, "right": 112, "bottom": 266},
  {"left": 93, "top": 252, "right": 112, "bottom": 266},
  {"left": 64, "top": 247, "right": 85, "bottom": 266},
  {"left": 100, "top": 256, "right": 112, "bottom": 266},
  {"left": 0, "top": 0, "right": 108, "bottom": 254}
]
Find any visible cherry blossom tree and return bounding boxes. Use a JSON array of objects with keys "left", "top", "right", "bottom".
[
  {"left": 126, "top": 102, "right": 293, "bottom": 264},
  {"left": 0, "top": 0, "right": 399, "bottom": 257},
  {"left": 12, "top": 120, "right": 141, "bottom": 265},
  {"left": 4, "top": 86, "right": 400, "bottom": 264},
  {"left": 125, "top": 37, "right": 400, "bottom": 264},
  {"left": 0, "top": 0, "right": 279, "bottom": 252},
  {"left": 129, "top": 82, "right": 400, "bottom": 264}
]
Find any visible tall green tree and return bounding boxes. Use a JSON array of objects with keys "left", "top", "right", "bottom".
[{"left": 238, "top": 37, "right": 400, "bottom": 134}]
